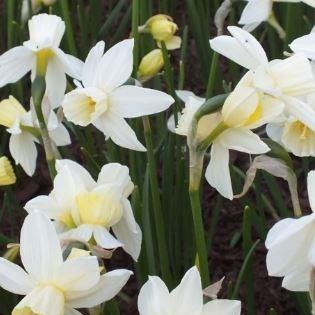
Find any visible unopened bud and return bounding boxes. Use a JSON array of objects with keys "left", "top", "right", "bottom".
[
  {"left": 138, "top": 49, "right": 164, "bottom": 80},
  {"left": 0, "top": 157, "right": 16, "bottom": 186}
]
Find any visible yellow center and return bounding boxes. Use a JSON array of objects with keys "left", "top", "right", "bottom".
[
  {"left": 36, "top": 48, "right": 54, "bottom": 76},
  {"left": 76, "top": 190, "right": 123, "bottom": 227},
  {"left": 58, "top": 211, "right": 76, "bottom": 229},
  {"left": 294, "top": 121, "right": 310, "bottom": 140},
  {"left": 245, "top": 103, "right": 262, "bottom": 125}
]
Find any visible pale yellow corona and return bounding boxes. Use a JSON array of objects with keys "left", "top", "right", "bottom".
[
  {"left": 0, "top": 156, "right": 16, "bottom": 186},
  {"left": 0, "top": 96, "right": 26, "bottom": 128}
]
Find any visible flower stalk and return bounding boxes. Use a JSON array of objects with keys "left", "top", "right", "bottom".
[{"left": 32, "top": 52, "right": 59, "bottom": 179}]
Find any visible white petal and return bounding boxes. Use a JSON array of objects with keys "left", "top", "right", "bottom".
[
  {"left": 138, "top": 276, "right": 170, "bottom": 315},
  {"left": 266, "top": 123, "right": 283, "bottom": 143},
  {"left": 20, "top": 211, "right": 63, "bottom": 282},
  {"left": 282, "top": 267, "right": 311, "bottom": 292},
  {"left": 0, "top": 257, "right": 34, "bottom": 295},
  {"left": 45, "top": 57, "right": 67, "bottom": 109},
  {"left": 65, "top": 307, "right": 83, "bottom": 315},
  {"left": 308, "top": 171, "right": 315, "bottom": 212},
  {"left": 97, "top": 163, "right": 133, "bottom": 197},
  {"left": 55, "top": 159, "right": 96, "bottom": 190},
  {"left": 205, "top": 142, "right": 233, "bottom": 200},
  {"left": 60, "top": 225, "right": 94, "bottom": 243},
  {"left": 54, "top": 256, "right": 99, "bottom": 292},
  {"left": 93, "top": 226, "right": 124, "bottom": 249},
  {"left": 67, "top": 269, "right": 133, "bottom": 308},
  {"left": 202, "top": 299, "right": 241, "bottom": 315},
  {"left": 97, "top": 39, "right": 134, "bottom": 91},
  {"left": 218, "top": 128, "right": 270, "bottom": 154},
  {"left": 289, "top": 32, "right": 315, "bottom": 60},
  {"left": 110, "top": 85, "right": 174, "bottom": 118},
  {"left": 94, "top": 111, "right": 146, "bottom": 151},
  {"left": 82, "top": 41, "right": 105, "bottom": 87},
  {"left": 239, "top": 0, "right": 271, "bottom": 25},
  {"left": 112, "top": 200, "right": 142, "bottom": 261},
  {"left": 210, "top": 26, "right": 268, "bottom": 70},
  {"left": 266, "top": 214, "right": 315, "bottom": 277},
  {"left": 0, "top": 46, "right": 34, "bottom": 87},
  {"left": 54, "top": 48, "right": 83, "bottom": 79},
  {"left": 25, "top": 195, "right": 60, "bottom": 219},
  {"left": 49, "top": 123, "right": 71, "bottom": 146},
  {"left": 169, "top": 266, "right": 203, "bottom": 315},
  {"left": 9, "top": 133, "right": 37, "bottom": 176}
]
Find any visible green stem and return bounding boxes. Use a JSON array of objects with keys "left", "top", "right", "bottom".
[
  {"left": 197, "top": 121, "right": 227, "bottom": 151},
  {"left": 142, "top": 116, "right": 172, "bottom": 285},
  {"left": 188, "top": 150, "right": 209, "bottom": 287},
  {"left": 206, "top": 52, "right": 219, "bottom": 99}
]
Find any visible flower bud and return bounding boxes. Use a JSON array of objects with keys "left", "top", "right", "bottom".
[
  {"left": 0, "top": 96, "right": 26, "bottom": 128},
  {"left": 147, "top": 14, "right": 177, "bottom": 41},
  {"left": 0, "top": 156, "right": 16, "bottom": 186},
  {"left": 138, "top": 49, "right": 164, "bottom": 80}
]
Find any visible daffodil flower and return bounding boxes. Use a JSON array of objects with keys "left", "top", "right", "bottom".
[
  {"left": 25, "top": 159, "right": 142, "bottom": 261},
  {"left": 0, "top": 96, "right": 70, "bottom": 176},
  {"left": 210, "top": 26, "right": 315, "bottom": 128},
  {"left": 265, "top": 170, "right": 315, "bottom": 291},
  {"left": 138, "top": 266, "right": 241, "bottom": 315},
  {"left": 0, "top": 13, "right": 83, "bottom": 108},
  {"left": 170, "top": 89, "right": 276, "bottom": 199},
  {"left": 238, "top": 0, "right": 315, "bottom": 33},
  {"left": 62, "top": 40, "right": 174, "bottom": 151},
  {"left": 0, "top": 211, "right": 132, "bottom": 315}
]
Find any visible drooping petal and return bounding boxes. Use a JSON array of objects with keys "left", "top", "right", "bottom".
[
  {"left": 0, "top": 46, "right": 34, "bottom": 87},
  {"left": 54, "top": 48, "right": 83, "bottom": 80},
  {"left": 45, "top": 56, "right": 67, "bottom": 109},
  {"left": 0, "top": 257, "right": 34, "bottom": 295},
  {"left": 97, "top": 39, "right": 134, "bottom": 92},
  {"left": 49, "top": 123, "right": 71, "bottom": 146},
  {"left": 82, "top": 41, "right": 105, "bottom": 87},
  {"left": 210, "top": 26, "right": 268, "bottom": 70},
  {"left": 138, "top": 276, "right": 170, "bottom": 315},
  {"left": 94, "top": 111, "right": 146, "bottom": 151},
  {"left": 67, "top": 269, "right": 133, "bottom": 308},
  {"left": 110, "top": 85, "right": 174, "bottom": 118},
  {"left": 218, "top": 128, "right": 270, "bottom": 154},
  {"left": 169, "top": 266, "right": 203, "bottom": 315},
  {"left": 112, "top": 200, "right": 142, "bottom": 261},
  {"left": 202, "top": 299, "right": 241, "bottom": 315},
  {"left": 93, "top": 226, "right": 124, "bottom": 249},
  {"left": 20, "top": 211, "right": 63, "bottom": 282},
  {"left": 54, "top": 256, "right": 99, "bottom": 292},
  {"left": 281, "top": 267, "right": 310, "bottom": 292},
  {"left": 239, "top": 0, "right": 272, "bottom": 25},
  {"left": 205, "top": 142, "right": 233, "bottom": 200},
  {"left": 289, "top": 32, "right": 315, "bottom": 60},
  {"left": 9, "top": 133, "right": 37, "bottom": 176}
]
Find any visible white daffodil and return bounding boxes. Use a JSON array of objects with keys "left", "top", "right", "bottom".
[
  {"left": 62, "top": 40, "right": 174, "bottom": 151},
  {"left": 267, "top": 93, "right": 315, "bottom": 157},
  {"left": 0, "top": 211, "right": 132, "bottom": 315},
  {"left": 25, "top": 159, "right": 142, "bottom": 261},
  {"left": 0, "top": 96, "right": 70, "bottom": 176},
  {"left": 238, "top": 0, "right": 315, "bottom": 33},
  {"left": 265, "top": 170, "right": 315, "bottom": 291},
  {"left": 171, "top": 89, "right": 275, "bottom": 199},
  {"left": 0, "top": 14, "right": 83, "bottom": 108},
  {"left": 138, "top": 266, "right": 241, "bottom": 315},
  {"left": 210, "top": 26, "right": 315, "bottom": 128},
  {"left": 290, "top": 28, "right": 315, "bottom": 60}
]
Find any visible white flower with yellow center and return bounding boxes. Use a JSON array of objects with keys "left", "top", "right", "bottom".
[
  {"left": 0, "top": 95, "right": 70, "bottom": 176},
  {"left": 238, "top": 0, "right": 315, "bottom": 32},
  {"left": 267, "top": 93, "right": 315, "bottom": 157},
  {"left": 0, "top": 13, "right": 83, "bottom": 108},
  {"left": 266, "top": 170, "right": 315, "bottom": 291},
  {"left": 170, "top": 87, "right": 280, "bottom": 199},
  {"left": 0, "top": 211, "right": 132, "bottom": 315},
  {"left": 210, "top": 26, "right": 315, "bottom": 129},
  {"left": 138, "top": 266, "right": 241, "bottom": 315},
  {"left": 62, "top": 40, "right": 174, "bottom": 151},
  {"left": 25, "top": 159, "right": 142, "bottom": 261}
]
